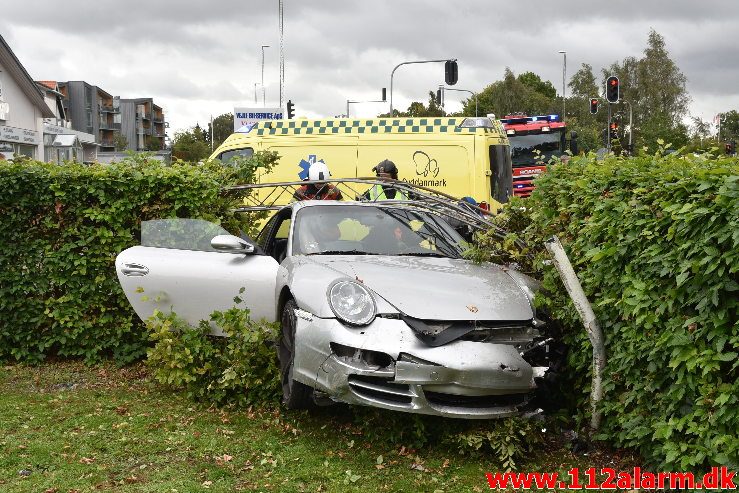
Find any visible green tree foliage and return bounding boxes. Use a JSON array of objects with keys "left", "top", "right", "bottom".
[
  {"left": 172, "top": 127, "right": 211, "bottom": 161},
  {"left": 518, "top": 71, "right": 557, "bottom": 99},
  {"left": 605, "top": 30, "right": 690, "bottom": 151},
  {"left": 470, "top": 151, "right": 739, "bottom": 471},
  {"left": 208, "top": 112, "right": 235, "bottom": 150},
  {"left": 461, "top": 68, "right": 558, "bottom": 118},
  {"left": 719, "top": 110, "right": 739, "bottom": 140},
  {"left": 567, "top": 64, "right": 606, "bottom": 152},
  {"left": 113, "top": 132, "right": 128, "bottom": 151}
]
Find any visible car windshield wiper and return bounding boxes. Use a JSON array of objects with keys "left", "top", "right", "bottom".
[
  {"left": 395, "top": 251, "right": 454, "bottom": 258},
  {"left": 306, "top": 250, "right": 377, "bottom": 256}
]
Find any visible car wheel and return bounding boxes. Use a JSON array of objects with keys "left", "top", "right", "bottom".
[{"left": 279, "top": 299, "right": 315, "bottom": 409}]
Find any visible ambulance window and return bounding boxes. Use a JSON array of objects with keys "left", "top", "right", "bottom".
[
  {"left": 489, "top": 145, "right": 513, "bottom": 204},
  {"left": 218, "top": 147, "right": 254, "bottom": 163}
]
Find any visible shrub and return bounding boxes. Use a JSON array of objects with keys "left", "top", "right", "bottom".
[
  {"left": 0, "top": 153, "right": 276, "bottom": 363},
  {"left": 471, "top": 148, "right": 739, "bottom": 470},
  {"left": 144, "top": 294, "right": 281, "bottom": 407}
]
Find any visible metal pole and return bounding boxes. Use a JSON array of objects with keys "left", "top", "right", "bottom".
[
  {"left": 545, "top": 236, "right": 605, "bottom": 433},
  {"left": 390, "top": 59, "right": 456, "bottom": 115},
  {"left": 559, "top": 51, "right": 566, "bottom": 124},
  {"left": 254, "top": 83, "right": 257, "bottom": 105},
  {"left": 346, "top": 100, "right": 349, "bottom": 118},
  {"left": 439, "top": 87, "right": 477, "bottom": 116},
  {"left": 261, "top": 45, "right": 270, "bottom": 107},
  {"left": 627, "top": 101, "right": 633, "bottom": 152},
  {"left": 278, "top": 0, "right": 284, "bottom": 109},
  {"left": 607, "top": 102, "right": 612, "bottom": 153},
  {"left": 210, "top": 114, "right": 213, "bottom": 152}
]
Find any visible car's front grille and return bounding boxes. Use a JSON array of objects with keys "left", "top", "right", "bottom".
[
  {"left": 348, "top": 375, "right": 412, "bottom": 405},
  {"left": 424, "top": 391, "right": 528, "bottom": 409}
]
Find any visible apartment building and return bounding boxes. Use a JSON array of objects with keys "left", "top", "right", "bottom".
[
  {"left": 36, "top": 81, "right": 98, "bottom": 163},
  {"left": 58, "top": 81, "right": 121, "bottom": 152},
  {"left": 119, "top": 97, "right": 166, "bottom": 151}
]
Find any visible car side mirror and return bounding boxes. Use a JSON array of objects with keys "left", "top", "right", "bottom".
[{"left": 211, "top": 234, "right": 255, "bottom": 254}]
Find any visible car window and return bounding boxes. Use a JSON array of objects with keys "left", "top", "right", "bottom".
[
  {"left": 141, "top": 219, "right": 230, "bottom": 252},
  {"left": 218, "top": 147, "right": 254, "bottom": 163},
  {"left": 292, "top": 205, "right": 465, "bottom": 257}
]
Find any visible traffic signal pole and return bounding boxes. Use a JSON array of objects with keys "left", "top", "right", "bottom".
[{"left": 607, "top": 102, "right": 612, "bottom": 153}]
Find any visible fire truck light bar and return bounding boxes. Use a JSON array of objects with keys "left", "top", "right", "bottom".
[{"left": 500, "top": 114, "right": 560, "bottom": 124}]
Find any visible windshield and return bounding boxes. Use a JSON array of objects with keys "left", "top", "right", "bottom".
[
  {"left": 292, "top": 205, "right": 466, "bottom": 258},
  {"left": 510, "top": 130, "right": 565, "bottom": 166}
]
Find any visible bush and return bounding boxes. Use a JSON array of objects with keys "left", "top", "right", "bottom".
[
  {"left": 0, "top": 153, "right": 276, "bottom": 364},
  {"left": 471, "top": 148, "right": 739, "bottom": 470},
  {"left": 145, "top": 296, "right": 281, "bottom": 407}
]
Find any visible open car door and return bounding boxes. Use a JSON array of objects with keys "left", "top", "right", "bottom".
[{"left": 115, "top": 219, "right": 279, "bottom": 335}]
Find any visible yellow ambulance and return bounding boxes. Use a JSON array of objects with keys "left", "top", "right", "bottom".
[{"left": 210, "top": 116, "right": 513, "bottom": 209}]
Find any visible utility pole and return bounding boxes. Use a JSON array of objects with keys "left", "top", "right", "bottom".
[
  {"left": 558, "top": 51, "right": 566, "bottom": 125},
  {"left": 278, "top": 0, "right": 285, "bottom": 109},
  {"left": 261, "top": 45, "right": 270, "bottom": 107}
]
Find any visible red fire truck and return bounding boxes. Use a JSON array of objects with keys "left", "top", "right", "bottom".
[{"left": 500, "top": 114, "right": 570, "bottom": 198}]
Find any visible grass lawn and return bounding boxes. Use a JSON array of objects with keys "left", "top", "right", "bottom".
[{"left": 0, "top": 361, "right": 639, "bottom": 492}]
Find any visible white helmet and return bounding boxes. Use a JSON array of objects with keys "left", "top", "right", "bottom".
[{"left": 308, "top": 161, "right": 331, "bottom": 181}]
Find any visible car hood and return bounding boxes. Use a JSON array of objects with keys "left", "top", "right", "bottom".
[{"left": 301, "top": 255, "right": 534, "bottom": 321}]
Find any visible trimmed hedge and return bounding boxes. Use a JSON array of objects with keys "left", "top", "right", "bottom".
[
  {"left": 0, "top": 153, "right": 275, "bottom": 364},
  {"left": 472, "top": 150, "right": 738, "bottom": 470}
]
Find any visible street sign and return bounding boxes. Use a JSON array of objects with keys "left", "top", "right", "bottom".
[{"left": 234, "top": 107, "right": 284, "bottom": 132}]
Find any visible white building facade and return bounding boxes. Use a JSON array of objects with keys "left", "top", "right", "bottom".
[{"left": 0, "top": 35, "right": 54, "bottom": 160}]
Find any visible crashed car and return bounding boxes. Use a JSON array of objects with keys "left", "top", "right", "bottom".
[{"left": 116, "top": 191, "right": 554, "bottom": 419}]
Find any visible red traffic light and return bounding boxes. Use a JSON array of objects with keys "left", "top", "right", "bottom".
[
  {"left": 606, "top": 76, "right": 620, "bottom": 103},
  {"left": 590, "top": 98, "right": 599, "bottom": 114},
  {"left": 610, "top": 122, "right": 619, "bottom": 130}
]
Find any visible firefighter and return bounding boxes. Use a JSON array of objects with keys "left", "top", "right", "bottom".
[
  {"left": 293, "top": 161, "right": 343, "bottom": 200},
  {"left": 362, "top": 159, "right": 409, "bottom": 201}
]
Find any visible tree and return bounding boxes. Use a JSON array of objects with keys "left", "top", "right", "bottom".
[
  {"left": 172, "top": 128, "right": 210, "bottom": 162},
  {"left": 518, "top": 71, "right": 557, "bottom": 99},
  {"left": 605, "top": 30, "right": 690, "bottom": 151},
  {"left": 113, "top": 132, "right": 128, "bottom": 151},
  {"left": 568, "top": 63, "right": 599, "bottom": 99},
  {"left": 719, "top": 110, "right": 739, "bottom": 140},
  {"left": 460, "top": 68, "right": 557, "bottom": 118},
  {"left": 208, "top": 113, "right": 235, "bottom": 150}
]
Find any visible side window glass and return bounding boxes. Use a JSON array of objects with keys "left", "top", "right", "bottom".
[
  {"left": 141, "top": 219, "right": 230, "bottom": 252},
  {"left": 218, "top": 147, "right": 254, "bottom": 163}
]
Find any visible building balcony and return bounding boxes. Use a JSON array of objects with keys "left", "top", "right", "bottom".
[
  {"left": 99, "top": 121, "right": 121, "bottom": 131},
  {"left": 101, "top": 138, "right": 115, "bottom": 147},
  {"left": 99, "top": 104, "right": 119, "bottom": 113},
  {"left": 153, "top": 115, "right": 164, "bottom": 123}
]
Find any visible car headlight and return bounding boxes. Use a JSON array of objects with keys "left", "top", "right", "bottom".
[{"left": 328, "top": 280, "right": 376, "bottom": 326}]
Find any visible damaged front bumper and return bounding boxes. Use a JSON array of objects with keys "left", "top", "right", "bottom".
[{"left": 292, "top": 309, "right": 549, "bottom": 419}]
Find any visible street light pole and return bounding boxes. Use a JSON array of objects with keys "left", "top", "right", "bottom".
[
  {"left": 254, "top": 83, "right": 258, "bottom": 105},
  {"left": 622, "top": 100, "right": 633, "bottom": 153},
  {"left": 390, "top": 59, "right": 456, "bottom": 114},
  {"left": 261, "top": 45, "right": 270, "bottom": 107},
  {"left": 439, "top": 86, "right": 477, "bottom": 116},
  {"left": 558, "top": 50, "right": 566, "bottom": 124}
]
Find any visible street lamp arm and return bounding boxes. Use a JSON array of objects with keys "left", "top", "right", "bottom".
[
  {"left": 390, "top": 59, "right": 456, "bottom": 114},
  {"left": 439, "top": 86, "right": 478, "bottom": 116}
]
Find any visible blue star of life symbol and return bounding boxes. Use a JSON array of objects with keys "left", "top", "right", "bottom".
[{"left": 297, "top": 154, "right": 324, "bottom": 180}]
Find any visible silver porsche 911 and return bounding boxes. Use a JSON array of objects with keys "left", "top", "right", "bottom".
[{"left": 116, "top": 197, "right": 553, "bottom": 419}]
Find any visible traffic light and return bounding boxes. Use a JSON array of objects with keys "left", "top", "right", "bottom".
[
  {"left": 590, "top": 98, "right": 599, "bottom": 114},
  {"left": 287, "top": 100, "right": 295, "bottom": 119},
  {"left": 609, "top": 121, "right": 619, "bottom": 140},
  {"left": 381, "top": 87, "right": 387, "bottom": 102},
  {"left": 606, "top": 76, "right": 620, "bottom": 103},
  {"left": 436, "top": 88, "right": 443, "bottom": 105},
  {"left": 444, "top": 60, "right": 458, "bottom": 86}
]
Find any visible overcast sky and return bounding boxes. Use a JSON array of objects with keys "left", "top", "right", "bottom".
[{"left": 2, "top": 1, "right": 737, "bottom": 135}]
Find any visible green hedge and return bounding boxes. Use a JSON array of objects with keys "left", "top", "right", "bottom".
[
  {"left": 473, "top": 150, "right": 738, "bottom": 470},
  {"left": 0, "top": 153, "right": 275, "bottom": 364}
]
